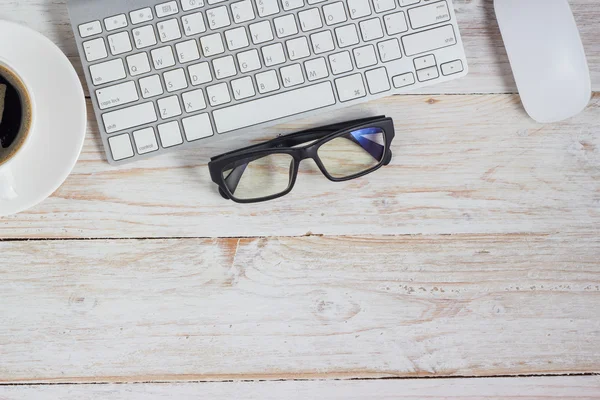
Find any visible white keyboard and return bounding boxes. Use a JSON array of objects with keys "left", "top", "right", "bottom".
[{"left": 68, "top": 0, "right": 468, "bottom": 165}]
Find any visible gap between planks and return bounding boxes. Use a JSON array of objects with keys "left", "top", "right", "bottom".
[
  {"left": 1, "top": 376, "right": 600, "bottom": 399},
  {"left": 0, "top": 232, "right": 555, "bottom": 242},
  {"left": 1, "top": 372, "right": 599, "bottom": 387}
]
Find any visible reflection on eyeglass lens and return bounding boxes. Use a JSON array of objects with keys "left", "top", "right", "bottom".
[
  {"left": 222, "top": 153, "right": 294, "bottom": 200},
  {"left": 318, "top": 127, "right": 386, "bottom": 178}
]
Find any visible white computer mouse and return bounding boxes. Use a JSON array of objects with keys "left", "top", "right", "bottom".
[{"left": 494, "top": 0, "right": 591, "bottom": 123}]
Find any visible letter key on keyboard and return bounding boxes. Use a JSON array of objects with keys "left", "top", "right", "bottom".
[{"left": 68, "top": 0, "right": 468, "bottom": 164}]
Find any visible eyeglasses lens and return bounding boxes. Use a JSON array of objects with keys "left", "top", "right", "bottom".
[
  {"left": 222, "top": 153, "right": 294, "bottom": 200},
  {"left": 318, "top": 127, "right": 386, "bottom": 178}
]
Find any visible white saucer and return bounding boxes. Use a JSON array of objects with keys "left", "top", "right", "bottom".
[{"left": 0, "top": 21, "right": 86, "bottom": 216}]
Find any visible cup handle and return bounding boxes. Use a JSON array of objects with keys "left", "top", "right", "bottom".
[{"left": 0, "top": 166, "right": 18, "bottom": 200}]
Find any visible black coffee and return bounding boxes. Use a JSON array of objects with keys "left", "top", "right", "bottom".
[
  {"left": 0, "top": 71, "right": 24, "bottom": 150},
  {"left": 0, "top": 64, "right": 32, "bottom": 166}
]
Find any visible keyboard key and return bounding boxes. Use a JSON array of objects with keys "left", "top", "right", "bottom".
[
  {"left": 105, "top": 14, "right": 128, "bottom": 31},
  {"left": 200, "top": 33, "right": 225, "bottom": 57},
  {"left": 158, "top": 121, "right": 184, "bottom": 147},
  {"left": 335, "top": 73, "right": 367, "bottom": 102},
  {"left": 79, "top": 21, "right": 102, "bottom": 38},
  {"left": 182, "top": 89, "right": 207, "bottom": 112},
  {"left": 323, "top": 2, "right": 347, "bottom": 25},
  {"left": 130, "top": 8, "right": 154, "bottom": 24},
  {"left": 329, "top": 51, "right": 353, "bottom": 75},
  {"left": 231, "top": 77, "right": 256, "bottom": 100},
  {"left": 311, "top": 30, "right": 335, "bottom": 54},
  {"left": 256, "top": 70, "right": 280, "bottom": 93},
  {"left": 249, "top": 21, "right": 274, "bottom": 44},
  {"left": 176, "top": 40, "right": 201, "bottom": 63},
  {"left": 182, "top": 12, "right": 207, "bottom": 36},
  {"left": 156, "top": 1, "right": 179, "bottom": 17},
  {"left": 400, "top": 0, "right": 421, "bottom": 6},
  {"left": 126, "top": 53, "right": 152, "bottom": 76},
  {"left": 416, "top": 65, "right": 439, "bottom": 81},
  {"left": 281, "top": 63, "right": 305, "bottom": 87},
  {"left": 164, "top": 68, "right": 189, "bottom": 92},
  {"left": 237, "top": 49, "right": 262, "bottom": 72},
  {"left": 158, "top": 19, "right": 182, "bottom": 42},
  {"left": 402, "top": 24, "right": 456, "bottom": 56},
  {"left": 377, "top": 38, "right": 402, "bottom": 62},
  {"left": 305, "top": 57, "right": 329, "bottom": 81},
  {"left": 231, "top": 0, "right": 256, "bottom": 23},
  {"left": 408, "top": 1, "right": 450, "bottom": 29},
  {"left": 107, "top": 32, "right": 132, "bottom": 56},
  {"left": 335, "top": 24, "right": 360, "bottom": 48},
  {"left": 158, "top": 95, "right": 183, "bottom": 118},
  {"left": 189, "top": 62, "right": 213, "bottom": 85},
  {"left": 225, "top": 27, "right": 250, "bottom": 51},
  {"left": 299, "top": 8, "right": 323, "bottom": 32},
  {"left": 359, "top": 18, "right": 384, "bottom": 41},
  {"left": 347, "top": 0, "right": 372, "bottom": 19},
  {"left": 108, "top": 134, "right": 134, "bottom": 161},
  {"left": 182, "top": 113, "right": 214, "bottom": 141},
  {"left": 207, "top": 6, "right": 231, "bottom": 30},
  {"left": 392, "top": 72, "right": 415, "bottom": 88},
  {"left": 181, "top": 0, "right": 205, "bottom": 11},
  {"left": 96, "top": 81, "right": 139, "bottom": 110},
  {"left": 384, "top": 12, "right": 408, "bottom": 35},
  {"left": 207, "top": 82, "right": 231, "bottom": 106},
  {"left": 353, "top": 44, "right": 377, "bottom": 68},
  {"left": 274, "top": 14, "right": 298, "bottom": 38},
  {"left": 441, "top": 59, "right": 464, "bottom": 75},
  {"left": 89, "top": 59, "right": 126, "bottom": 85},
  {"left": 133, "top": 127, "right": 159, "bottom": 154},
  {"left": 365, "top": 67, "right": 390, "bottom": 94},
  {"left": 83, "top": 38, "right": 108, "bottom": 62},
  {"left": 282, "top": 0, "right": 304, "bottom": 11},
  {"left": 139, "top": 75, "right": 164, "bottom": 98},
  {"left": 262, "top": 43, "right": 286, "bottom": 66},
  {"left": 133, "top": 25, "right": 157, "bottom": 49},
  {"left": 103, "top": 102, "right": 158, "bottom": 134},
  {"left": 151, "top": 46, "right": 176, "bottom": 69},
  {"left": 255, "top": 0, "right": 280, "bottom": 17},
  {"left": 213, "top": 55, "right": 237, "bottom": 79},
  {"left": 414, "top": 54, "right": 436, "bottom": 69},
  {"left": 286, "top": 37, "right": 311, "bottom": 60},
  {"left": 373, "top": 0, "right": 396, "bottom": 13},
  {"left": 213, "top": 82, "right": 335, "bottom": 133}
]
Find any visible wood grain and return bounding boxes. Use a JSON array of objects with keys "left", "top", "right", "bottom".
[
  {"left": 1, "top": 93, "right": 598, "bottom": 238},
  {"left": 1, "top": 0, "right": 599, "bottom": 96},
  {"left": 1, "top": 377, "right": 600, "bottom": 399},
  {"left": 1, "top": 234, "right": 598, "bottom": 383}
]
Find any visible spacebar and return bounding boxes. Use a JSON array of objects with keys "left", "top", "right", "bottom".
[{"left": 213, "top": 82, "right": 336, "bottom": 134}]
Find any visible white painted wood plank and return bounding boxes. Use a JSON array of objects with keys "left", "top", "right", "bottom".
[
  {"left": 0, "top": 234, "right": 598, "bottom": 383},
  {"left": 1, "top": 377, "right": 600, "bottom": 399},
  {"left": 0, "top": 0, "right": 598, "bottom": 95},
  {"left": 1, "top": 94, "right": 598, "bottom": 238}
]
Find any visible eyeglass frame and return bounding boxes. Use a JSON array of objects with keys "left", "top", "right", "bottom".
[{"left": 208, "top": 116, "right": 395, "bottom": 203}]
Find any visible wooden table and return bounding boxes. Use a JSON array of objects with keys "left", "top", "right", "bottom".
[{"left": 1, "top": 0, "right": 599, "bottom": 398}]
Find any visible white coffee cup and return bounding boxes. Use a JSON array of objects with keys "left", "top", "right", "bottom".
[{"left": 0, "top": 58, "right": 36, "bottom": 200}]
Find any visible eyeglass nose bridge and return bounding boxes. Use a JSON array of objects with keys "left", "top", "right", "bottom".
[{"left": 295, "top": 145, "right": 319, "bottom": 162}]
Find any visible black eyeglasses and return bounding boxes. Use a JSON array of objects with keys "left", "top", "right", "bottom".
[{"left": 208, "top": 116, "right": 395, "bottom": 203}]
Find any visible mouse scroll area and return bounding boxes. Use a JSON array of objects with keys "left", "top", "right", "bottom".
[{"left": 494, "top": 0, "right": 591, "bottom": 123}]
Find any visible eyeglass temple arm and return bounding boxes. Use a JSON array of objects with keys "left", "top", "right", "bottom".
[
  {"left": 211, "top": 117, "right": 387, "bottom": 162},
  {"left": 274, "top": 116, "right": 387, "bottom": 148}
]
